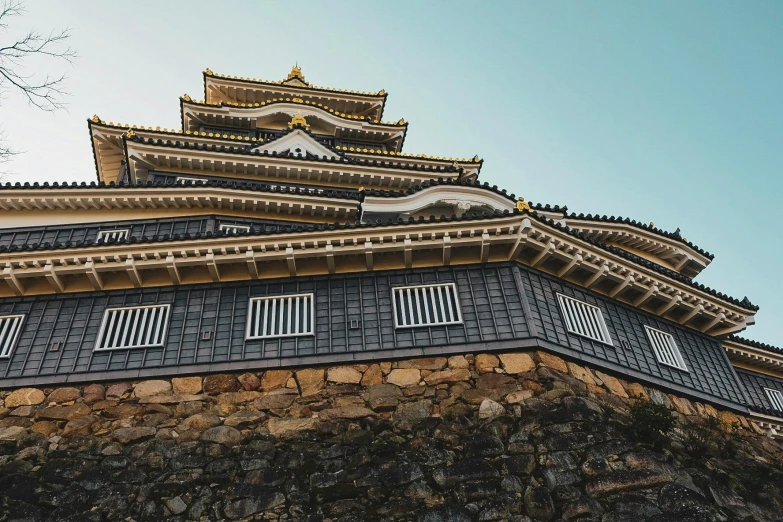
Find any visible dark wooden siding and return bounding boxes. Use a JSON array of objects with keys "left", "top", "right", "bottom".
[
  {"left": 516, "top": 266, "right": 749, "bottom": 408},
  {"left": 735, "top": 369, "right": 783, "bottom": 414},
  {"left": 0, "top": 262, "right": 751, "bottom": 412},
  {"left": 0, "top": 215, "right": 300, "bottom": 250}
]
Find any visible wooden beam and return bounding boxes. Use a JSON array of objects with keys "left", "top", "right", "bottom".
[
  {"left": 84, "top": 260, "right": 104, "bottom": 290},
  {"left": 480, "top": 233, "right": 491, "bottom": 263},
  {"left": 558, "top": 254, "right": 582, "bottom": 278},
  {"left": 43, "top": 263, "right": 64, "bottom": 293},
  {"left": 206, "top": 252, "right": 221, "bottom": 282},
  {"left": 680, "top": 304, "right": 704, "bottom": 325},
  {"left": 531, "top": 242, "right": 555, "bottom": 268},
  {"left": 657, "top": 294, "right": 682, "bottom": 316},
  {"left": 245, "top": 249, "right": 259, "bottom": 279},
  {"left": 364, "top": 241, "right": 374, "bottom": 271},
  {"left": 585, "top": 265, "right": 608, "bottom": 289},
  {"left": 125, "top": 258, "right": 142, "bottom": 288},
  {"left": 701, "top": 313, "right": 725, "bottom": 334},
  {"left": 404, "top": 238, "right": 413, "bottom": 268},
  {"left": 634, "top": 284, "right": 659, "bottom": 307},
  {"left": 325, "top": 243, "right": 335, "bottom": 274},
  {"left": 166, "top": 255, "right": 181, "bottom": 285},
  {"left": 1, "top": 267, "right": 24, "bottom": 296},
  {"left": 442, "top": 235, "right": 452, "bottom": 266},
  {"left": 609, "top": 274, "right": 634, "bottom": 298},
  {"left": 286, "top": 247, "right": 296, "bottom": 276}
]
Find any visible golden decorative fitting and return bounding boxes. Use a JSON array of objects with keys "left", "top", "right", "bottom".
[
  {"left": 204, "top": 68, "right": 213, "bottom": 75},
  {"left": 649, "top": 222, "right": 655, "bottom": 228},
  {"left": 288, "top": 112, "right": 310, "bottom": 130},
  {"left": 516, "top": 197, "right": 531, "bottom": 212},
  {"left": 379, "top": 89, "right": 386, "bottom": 95},
  {"left": 397, "top": 118, "right": 406, "bottom": 125},
  {"left": 293, "top": 97, "right": 303, "bottom": 103},
  {"left": 183, "top": 94, "right": 191, "bottom": 102},
  {"left": 91, "top": 114, "right": 100, "bottom": 123},
  {"left": 287, "top": 64, "right": 306, "bottom": 83},
  {"left": 358, "top": 186, "right": 365, "bottom": 192},
  {"left": 125, "top": 129, "right": 135, "bottom": 138},
  {"left": 472, "top": 155, "right": 480, "bottom": 162}
]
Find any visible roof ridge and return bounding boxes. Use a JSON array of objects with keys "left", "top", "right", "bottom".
[
  {"left": 727, "top": 335, "right": 783, "bottom": 355},
  {"left": 204, "top": 69, "right": 387, "bottom": 99}
]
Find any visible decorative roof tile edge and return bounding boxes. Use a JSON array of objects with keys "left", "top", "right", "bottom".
[
  {"left": 125, "top": 134, "right": 460, "bottom": 174},
  {"left": 727, "top": 335, "right": 783, "bottom": 356},
  {"left": 0, "top": 202, "right": 757, "bottom": 312},
  {"left": 203, "top": 68, "right": 388, "bottom": 99},
  {"left": 567, "top": 212, "right": 713, "bottom": 260},
  {"left": 182, "top": 96, "right": 405, "bottom": 127}
]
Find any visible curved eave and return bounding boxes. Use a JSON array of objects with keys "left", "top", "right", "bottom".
[
  {"left": 725, "top": 336, "right": 783, "bottom": 377},
  {"left": 362, "top": 183, "right": 516, "bottom": 216},
  {"left": 123, "top": 137, "right": 459, "bottom": 190},
  {"left": 204, "top": 74, "right": 387, "bottom": 120},
  {"left": 346, "top": 150, "right": 483, "bottom": 178},
  {"left": 181, "top": 100, "right": 407, "bottom": 152},
  {"left": 0, "top": 211, "right": 756, "bottom": 336},
  {"left": 565, "top": 218, "right": 712, "bottom": 278}
]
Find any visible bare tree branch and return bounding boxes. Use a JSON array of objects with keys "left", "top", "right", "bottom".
[{"left": 0, "top": 0, "right": 75, "bottom": 166}]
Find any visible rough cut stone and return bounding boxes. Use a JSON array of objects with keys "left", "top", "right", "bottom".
[
  {"left": 237, "top": 372, "right": 261, "bottom": 391},
  {"left": 133, "top": 380, "right": 172, "bottom": 398},
  {"left": 397, "top": 357, "right": 448, "bottom": 371},
  {"left": 498, "top": 353, "right": 536, "bottom": 374},
  {"left": 105, "top": 382, "right": 132, "bottom": 399},
  {"left": 423, "top": 368, "right": 471, "bottom": 386},
  {"left": 172, "top": 377, "right": 202, "bottom": 395},
  {"left": 295, "top": 368, "right": 325, "bottom": 396},
  {"left": 327, "top": 366, "right": 363, "bottom": 384},
  {"left": 567, "top": 362, "right": 597, "bottom": 385},
  {"left": 586, "top": 469, "right": 674, "bottom": 497},
  {"left": 448, "top": 355, "right": 469, "bottom": 369},
  {"left": 254, "top": 389, "right": 298, "bottom": 410},
  {"left": 505, "top": 390, "right": 534, "bottom": 404},
  {"left": 266, "top": 417, "right": 317, "bottom": 435},
  {"left": 224, "top": 410, "right": 266, "bottom": 429},
  {"left": 112, "top": 426, "right": 156, "bottom": 444},
  {"left": 433, "top": 458, "right": 500, "bottom": 487},
  {"left": 181, "top": 413, "right": 221, "bottom": 431},
  {"left": 0, "top": 426, "right": 26, "bottom": 441},
  {"left": 5, "top": 388, "right": 45, "bottom": 408},
  {"left": 30, "top": 421, "right": 59, "bottom": 436},
  {"left": 166, "top": 496, "right": 188, "bottom": 515},
  {"left": 595, "top": 371, "right": 629, "bottom": 398},
  {"left": 386, "top": 368, "right": 421, "bottom": 387},
  {"left": 537, "top": 351, "right": 569, "bottom": 373},
  {"left": 217, "top": 391, "right": 262, "bottom": 404},
  {"left": 260, "top": 370, "right": 292, "bottom": 391},
  {"left": 46, "top": 387, "right": 81, "bottom": 404},
  {"left": 626, "top": 382, "right": 648, "bottom": 401},
  {"left": 201, "top": 426, "right": 242, "bottom": 446},
  {"left": 475, "top": 353, "right": 500, "bottom": 373},
  {"left": 82, "top": 384, "right": 105, "bottom": 405},
  {"left": 35, "top": 403, "right": 91, "bottom": 421},
  {"left": 319, "top": 406, "right": 376, "bottom": 421},
  {"left": 393, "top": 400, "right": 431, "bottom": 424},
  {"left": 361, "top": 364, "right": 383, "bottom": 386},
  {"left": 479, "top": 399, "right": 505, "bottom": 420},
  {"left": 203, "top": 374, "right": 240, "bottom": 394},
  {"left": 524, "top": 485, "right": 556, "bottom": 520},
  {"left": 62, "top": 415, "right": 99, "bottom": 437}
]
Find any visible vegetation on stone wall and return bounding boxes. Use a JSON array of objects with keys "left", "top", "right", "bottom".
[{"left": 0, "top": 351, "right": 781, "bottom": 521}]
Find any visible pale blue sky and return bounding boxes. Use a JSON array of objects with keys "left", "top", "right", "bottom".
[{"left": 2, "top": 1, "right": 781, "bottom": 344}]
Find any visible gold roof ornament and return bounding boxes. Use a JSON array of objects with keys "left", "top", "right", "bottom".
[
  {"left": 516, "top": 197, "right": 531, "bottom": 212},
  {"left": 183, "top": 94, "right": 191, "bottom": 102},
  {"left": 288, "top": 112, "right": 310, "bottom": 130},
  {"left": 91, "top": 114, "right": 100, "bottom": 123},
  {"left": 204, "top": 68, "right": 213, "bottom": 75},
  {"left": 125, "top": 129, "right": 135, "bottom": 138},
  {"left": 287, "top": 64, "right": 306, "bottom": 83}
]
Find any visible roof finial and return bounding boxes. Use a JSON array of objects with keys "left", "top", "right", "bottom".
[
  {"left": 287, "top": 63, "right": 305, "bottom": 83},
  {"left": 516, "top": 197, "right": 531, "bottom": 212},
  {"left": 288, "top": 111, "right": 310, "bottom": 130}
]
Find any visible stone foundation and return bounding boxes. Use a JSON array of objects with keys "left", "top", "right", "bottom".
[{"left": 0, "top": 351, "right": 781, "bottom": 520}]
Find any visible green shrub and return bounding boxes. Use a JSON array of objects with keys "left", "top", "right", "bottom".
[
  {"left": 681, "top": 415, "right": 742, "bottom": 458},
  {"left": 627, "top": 399, "right": 677, "bottom": 448}
]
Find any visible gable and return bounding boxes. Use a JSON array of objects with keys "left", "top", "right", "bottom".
[{"left": 250, "top": 129, "right": 342, "bottom": 159}]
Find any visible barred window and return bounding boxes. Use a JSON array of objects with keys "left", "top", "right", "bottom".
[
  {"left": 644, "top": 326, "right": 688, "bottom": 371},
  {"left": 393, "top": 283, "right": 462, "bottom": 328},
  {"left": 95, "top": 304, "right": 170, "bottom": 350},
  {"left": 246, "top": 293, "right": 314, "bottom": 340},
  {"left": 0, "top": 315, "right": 24, "bottom": 358},
  {"left": 176, "top": 176, "right": 204, "bottom": 184},
  {"left": 96, "top": 229, "right": 130, "bottom": 242},
  {"left": 556, "top": 294, "right": 613, "bottom": 345},
  {"left": 765, "top": 388, "right": 783, "bottom": 412},
  {"left": 219, "top": 223, "right": 251, "bottom": 234}
]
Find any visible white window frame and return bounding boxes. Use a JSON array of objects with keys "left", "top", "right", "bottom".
[
  {"left": 175, "top": 176, "right": 204, "bottom": 184},
  {"left": 219, "top": 223, "right": 251, "bottom": 234},
  {"left": 0, "top": 314, "right": 25, "bottom": 358},
  {"left": 94, "top": 304, "right": 171, "bottom": 351},
  {"left": 556, "top": 293, "right": 613, "bottom": 346},
  {"left": 644, "top": 325, "right": 689, "bottom": 371},
  {"left": 764, "top": 388, "right": 783, "bottom": 412},
  {"left": 392, "top": 282, "right": 463, "bottom": 329},
  {"left": 246, "top": 293, "right": 315, "bottom": 340},
  {"left": 96, "top": 229, "right": 130, "bottom": 242}
]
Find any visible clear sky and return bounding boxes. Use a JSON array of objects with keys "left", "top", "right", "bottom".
[{"left": 1, "top": 1, "right": 781, "bottom": 344}]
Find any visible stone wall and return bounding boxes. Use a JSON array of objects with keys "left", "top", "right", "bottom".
[{"left": 0, "top": 351, "right": 781, "bottom": 521}]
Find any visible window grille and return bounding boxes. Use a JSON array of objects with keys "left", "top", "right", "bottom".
[
  {"left": 96, "top": 229, "right": 130, "bottom": 242},
  {"left": 392, "top": 283, "right": 462, "bottom": 328},
  {"left": 765, "top": 388, "right": 783, "bottom": 412},
  {"left": 556, "top": 294, "right": 613, "bottom": 345},
  {"left": 0, "top": 315, "right": 24, "bottom": 358},
  {"left": 644, "top": 325, "right": 688, "bottom": 371},
  {"left": 95, "top": 304, "right": 170, "bottom": 350},
  {"left": 176, "top": 176, "right": 204, "bottom": 184},
  {"left": 219, "top": 223, "right": 251, "bottom": 234},
  {"left": 246, "top": 293, "right": 314, "bottom": 340}
]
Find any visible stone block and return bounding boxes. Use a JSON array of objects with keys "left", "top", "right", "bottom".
[
  {"left": 327, "top": 366, "right": 363, "bottom": 384},
  {"left": 595, "top": 371, "right": 628, "bottom": 398},
  {"left": 133, "top": 380, "right": 172, "bottom": 398},
  {"left": 172, "top": 377, "right": 202, "bottom": 395},
  {"left": 46, "top": 387, "right": 81, "bottom": 404},
  {"left": 448, "top": 355, "right": 469, "bottom": 369},
  {"left": 237, "top": 372, "right": 261, "bottom": 391},
  {"left": 201, "top": 425, "right": 242, "bottom": 446},
  {"left": 475, "top": 353, "right": 500, "bottom": 373},
  {"left": 203, "top": 374, "right": 240, "bottom": 394},
  {"left": 266, "top": 417, "right": 317, "bottom": 435},
  {"left": 567, "top": 362, "right": 597, "bottom": 386},
  {"left": 361, "top": 364, "right": 383, "bottom": 386},
  {"left": 498, "top": 353, "right": 536, "bottom": 374},
  {"left": 397, "top": 357, "right": 448, "bottom": 371},
  {"left": 537, "top": 351, "right": 569, "bottom": 373},
  {"left": 83, "top": 384, "right": 105, "bottom": 405},
  {"left": 295, "top": 368, "right": 325, "bottom": 396},
  {"left": 386, "top": 368, "right": 421, "bottom": 387},
  {"left": 423, "top": 368, "right": 470, "bottom": 386},
  {"left": 260, "top": 370, "right": 292, "bottom": 391},
  {"left": 105, "top": 383, "right": 132, "bottom": 399},
  {"left": 5, "top": 388, "right": 45, "bottom": 408}
]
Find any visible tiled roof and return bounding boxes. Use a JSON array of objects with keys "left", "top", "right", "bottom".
[
  {"left": 125, "top": 134, "right": 460, "bottom": 175},
  {"left": 362, "top": 178, "right": 517, "bottom": 202},
  {"left": 567, "top": 212, "right": 713, "bottom": 260},
  {"left": 203, "top": 69, "right": 387, "bottom": 98},
  {"left": 728, "top": 335, "right": 783, "bottom": 355}
]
